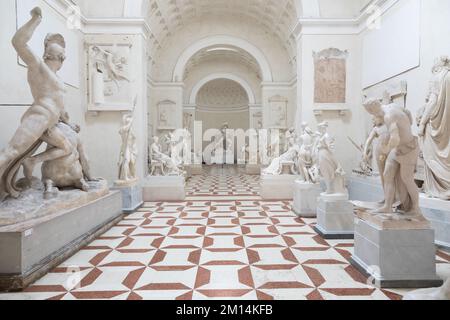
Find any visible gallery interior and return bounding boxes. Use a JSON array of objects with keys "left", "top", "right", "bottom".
[{"left": 0, "top": 0, "right": 449, "bottom": 301}]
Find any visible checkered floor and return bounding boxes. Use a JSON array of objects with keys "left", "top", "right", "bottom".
[
  {"left": 1, "top": 170, "right": 449, "bottom": 300},
  {"left": 186, "top": 174, "right": 260, "bottom": 198}
]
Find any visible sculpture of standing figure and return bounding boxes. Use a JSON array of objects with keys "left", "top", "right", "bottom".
[
  {"left": 416, "top": 56, "right": 450, "bottom": 200},
  {"left": 316, "top": 122, "right": 347, "bottom": 196},
  {"left": 363, "top": 98, "right": 421, "bottom": 215},
  {"left": 298, "top": 122, "right": 319, "bottom": 183},
  {"left": 117, "top": 114, "right": 137, "bottom": 183},
  {"left": 0, "top": 7, "right": 82, "bottom": 201}
]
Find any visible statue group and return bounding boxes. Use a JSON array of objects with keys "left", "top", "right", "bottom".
[{"left": 0, "top": 7, "right": 96, "bottom": 202}]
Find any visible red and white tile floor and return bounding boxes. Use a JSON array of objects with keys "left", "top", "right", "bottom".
[{"left": 1, "top": 171, "right": 449, "bottom": 300}]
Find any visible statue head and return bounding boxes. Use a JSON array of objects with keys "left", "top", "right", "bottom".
[
  {"left": 363, "top": 98, "right": 384, "bottom": 118},
  {"left": 122, "top": 114, "right": 133, "bottom": 127},
  {"left": 153, "top": 136, "right": 159, "bottom": 143},
  {"left": 317, "top": 121, "right": 329, "bottom": 134},
  {"left": 43, "top": 33, "right": 66, "bottom": 70}
]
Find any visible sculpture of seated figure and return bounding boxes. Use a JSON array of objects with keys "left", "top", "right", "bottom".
[
  {"left": 316, "top": 122, "right": 348, "bottom": 197},
  {"left": 263, "top": 136, "right": 299, "bottom": 175},
  {"left": 150, "top": 136, "right": 184, "bottom": 176}
]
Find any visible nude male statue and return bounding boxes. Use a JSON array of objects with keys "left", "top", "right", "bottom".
[
  {"left": 0, "top": 7, "right": 73, "bottom": 200},
  {"left": 363, "top": 98, "right": 421, "bottom": 215}
]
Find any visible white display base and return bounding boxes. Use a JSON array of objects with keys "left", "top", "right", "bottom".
[
  {"left": 113, "top": 180, "right": 143, "bottom": 213},
  {"left": 0, "top": 191, "right": 123, "bottom": 292},
  {"left": 143, "top": 176, "right": 186, "bottom": 202},
  {"left": 293, "top": 181, "right": 322, "bottom": 217},
  {"left": 313, "top": 196, "right": 354, "bottom": 239},
  {"left": 351, "top": 218, "right": 443, "bottom": 288},
  {"left": 260, "top": 174, "right": 301, "bottom": 200},
  {"left": 348, "top": 175, "right": 450, "bottom": 250},
  {"left": 245, "top": 164, "right": 261, "bottom": 175}
]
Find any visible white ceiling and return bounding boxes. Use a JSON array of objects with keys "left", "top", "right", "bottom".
[{"left": 145, "top": 0, "right": 300, "bottom": 62}]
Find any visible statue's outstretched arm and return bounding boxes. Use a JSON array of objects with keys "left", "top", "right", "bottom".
[{"left": 12, "top": 7, "right": 42, "bottom": 69}]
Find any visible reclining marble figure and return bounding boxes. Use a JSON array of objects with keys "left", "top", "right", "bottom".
[{"left": 0, "top": 7, "right": 92, "bottom": 201}]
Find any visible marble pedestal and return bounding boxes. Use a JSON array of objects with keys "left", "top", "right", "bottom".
[
  {"left": 349, "top": 175, "right": 450, "bottom": 250},
  {"left": 0, "top": 183, "right": 123, "bottom": 292},
  {"left": 113, "top": 180, "right": 143, "bottom": 213},
  {"left": 143, "top": 176, "right": 186, "bottom": 201},
  {"left": 293, "top": 181, "right": 322, "bottom": 217},
  {"left": 260, "top": 174, "right": 300, "bottom": 200},
  {"left": 313, "top": 194, "right": 354, "bottom": 239},
  {"left": 246, "top": 164, "right": 261, "bottom": 175},
  {"left": 351, "top": 218, "right": 443, "bottom": 288}
]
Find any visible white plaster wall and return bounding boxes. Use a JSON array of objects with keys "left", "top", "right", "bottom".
[
  {"left": 297, "top": 33, "right": 364, "bottom": 175},
  {"left": 150, "top": 16, "right": 295, "bottom": 83},
  {"left": 362, "top": 0, "right": 450, "bottom": 133},
  {"left": 84, "top": 35, "right": 149, "bottom": 183},
  {"left": 149, "top": 85, "right": 183, "bottom": 136},
  {"left": 262, "top": 85, "right": 298, "bottom": 130}
]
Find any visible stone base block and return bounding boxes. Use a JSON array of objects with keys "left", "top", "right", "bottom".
[
  {"left": 293, "top": 181, "right": 322, "bottom": 217},
  {"left": 351, "top": 218, "right": 443, "bottom": 288},
  {"left": 421, "top": 195, "right": 450, "bottom": 250},
  {"left": 143, "top": 176, "right": 186, "bottom": 201},
  {"left": 245, "top": 164, "right": 261, "bottom": 175},
  {"left": 0, "top": 191, "right": 123, "bottom": 292},
  {"left": 314, "top": 198, "right": 354, "bottom": 239},
  {"left": 260, "top": 174, "right": 301, "bottom": 200},
  {"left": 113, "top": 181, "right": 143, "bottom": 213}
]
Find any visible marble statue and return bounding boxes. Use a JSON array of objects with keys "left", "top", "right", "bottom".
[
  {"left": 40, "top": 121, "right": 94, "bottom": 199},
  {"left": 416, "top": 56, "right": 450, "bottom": 200},
  {"left": 298, "top": 123, "right": 319, "bottom": 184},
  {"left": 165, "top": 132, "right": 183, "bottom": 167},
  {"left": 284, "top": 127, "right": 296, "bottom": 152},
  {"left": 316, "top": 122, "right": 347, "bottom": 196},
  {"left": 92, "top": 45, "right": 130, "bottom": 90},
  {"left": 117, "top": 113, "right": 138, "bottom": 184},
  {"left": 150, "top": 136, "right": 184, "bottom": 176},
  {"left": 363, "top": 115, "right": 390, "bottom": 182},
  {"left": 262, "top": 136, "right": 299, "bottom": 175},
  {"left": 0, "top": 7, "right": 89, "bottom": 201},
  {"left": 363, "top": 98, "right": 421, "bottom": 216}
]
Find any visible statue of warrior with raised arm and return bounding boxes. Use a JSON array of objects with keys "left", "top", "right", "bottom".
[{"left": 0, "top": 7, "right": 88, "bottom": 201}]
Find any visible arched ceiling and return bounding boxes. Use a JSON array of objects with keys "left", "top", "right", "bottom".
[
  {"left": 184, "top": 46, "right": 262, "bottom": 81},
  {"left": 145, "top": 0, "right": 300, "bottom": 61},
  {"left": 196, "top": 79, "right": 250, "bottom": 112}
]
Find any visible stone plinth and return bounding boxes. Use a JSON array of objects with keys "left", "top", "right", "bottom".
[
  {"left": 313, "top": 196, "right": 354, "bottom": 239},
  {"left": 260, "top": 174, "right": 300, "bottom": 200},
  {"left": 113, "top": 180, "right": 143, "bottom": 213},
  {"left": 351, "top": 217, "right": 443, "bottom": 289},
  {"left": 293, "top": 181, "right": 322, "bottom": 217},
  {"left": 0, "top": 183, "right": 123, "bottom": 292},
  {"left": 143, "top": 176, "right": 186, "bottom": 202}
]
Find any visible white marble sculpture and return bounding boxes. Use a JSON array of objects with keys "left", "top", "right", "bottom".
[
  {"left": 298, "top": 122, "right": 320, "bottom": 184},
  {"left": 117, "top": 114, "right": 138, "bottom": 185},
  {"left": 417, "top": 56, "right": 450, "bottom": 200},
  {"left": 362, "top": 98, "right": 422, "bottom": 216},
  {"left": 0, "top": 7, "right": 95, "bottom": 201},
  {"left": 149, "top": 136, "right": 184, "bottom": 176},
  {"left": 316, "top": 122, "right": 348, "bottom": 198},
  {"left": 262, "top": 136, "right": 299, "bottom": 175}
]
